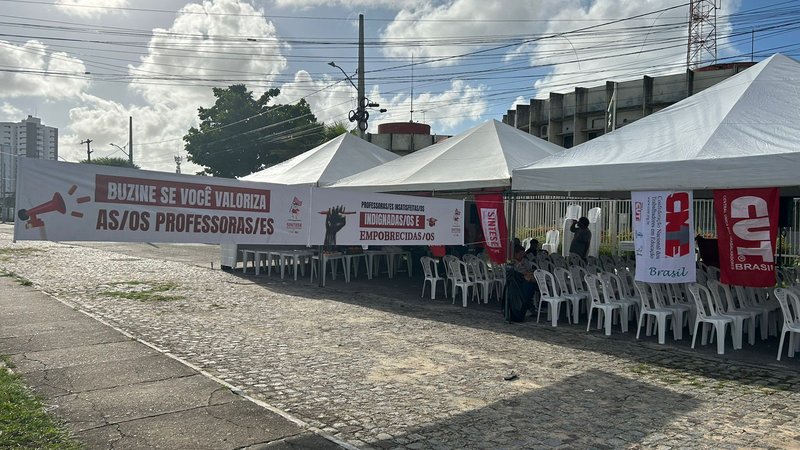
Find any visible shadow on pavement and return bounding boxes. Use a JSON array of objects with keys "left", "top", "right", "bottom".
[
  {"left": 369, "top": 369, "right": 701, "bottom": 449},
  {"left": 228, "top": 267, "right": 800, "bottom": 390}
]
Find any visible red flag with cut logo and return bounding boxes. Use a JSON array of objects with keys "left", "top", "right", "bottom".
[
  {"left": 714, "top": 188, "right": 779, "bottom": 287},
  {"left": 475, "top": 194, "right": 508, "bottom": 264}
]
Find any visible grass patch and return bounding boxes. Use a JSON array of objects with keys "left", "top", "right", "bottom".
[
  {"left": 101, "top": 281, "right": 183, "bottom": 302},
  {"left": 0, "top": 247, "right": 43, "bottom": 262},
  {"left": 0, "top": 269, "right": 33, "bottom": 286},
  {"left": 0, "top": 360, "right": 81, "bottom": 449}
]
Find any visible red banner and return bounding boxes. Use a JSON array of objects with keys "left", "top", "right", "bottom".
[
  {"left": 714, "top": 188, "right": 779, "bottom": 287},
  {"left": 475, "top": 194, "right": 508, "bottom": 264}
]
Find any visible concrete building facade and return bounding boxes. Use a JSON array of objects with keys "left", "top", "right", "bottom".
[
  {"left": 0, "top": 115, "right": 58, "bottom": 221},
  {"left": 365, "top": 122, "right": 447, "bottom": 156},
  {"left": 502, "top": 63, "right": 755, "bottom": 148}
]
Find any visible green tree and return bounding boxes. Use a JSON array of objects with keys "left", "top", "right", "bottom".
[
  {"left": 184, "top": 85, "right": 324, "bottom": 178},
  {"left": 323, "top": 121, "right": 353, "bottom": 142},
  {"left": 80, "top": 156, "right": 140, "bottom": 169}
]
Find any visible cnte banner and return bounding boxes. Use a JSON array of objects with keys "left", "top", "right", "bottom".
[{"left": 632, "top": 190, "right": 696, "bottom": 283}]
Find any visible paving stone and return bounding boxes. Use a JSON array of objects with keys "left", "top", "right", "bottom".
[{"left": 2, "top": 233, "right": 800, "bottom": 449}]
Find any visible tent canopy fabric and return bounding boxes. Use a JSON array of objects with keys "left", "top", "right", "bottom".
[
  {"left": 240, "top": 133, "right": 398, "bottom": 186},
  {"left": 326, "top": 119, "right": 563, "bottom": 192},
  {"left": 512, "top": 54, "right": 800, "bottom": 197}
]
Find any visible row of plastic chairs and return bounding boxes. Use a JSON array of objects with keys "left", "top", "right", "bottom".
[
  {"left": 533, "top": 263, "right": 796, "bottom": 357},
  {"left": 426, "top": 252, "right": 800, "bottom": 360},
  {"left": 420, "top": 255, "right": 506, "bottom": 307},
  {"left": 531, "top": 250, "right": 634, "bottom": 274}
]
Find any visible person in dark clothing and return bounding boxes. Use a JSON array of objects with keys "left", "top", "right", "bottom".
[
  {"left": 569, "top": 217, "right": 592, "bottom": 260},
  {"left": 512, "top": 244, "right": 538, "bottom": 308}
]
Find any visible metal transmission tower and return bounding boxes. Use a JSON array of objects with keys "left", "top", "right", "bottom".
[{"left": 686, "top": 0, "right": 719, "bottom": 70}]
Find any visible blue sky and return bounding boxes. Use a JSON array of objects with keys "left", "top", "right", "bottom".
[{"left": 1, "top": 0, "right": 798, "bottom": 173}]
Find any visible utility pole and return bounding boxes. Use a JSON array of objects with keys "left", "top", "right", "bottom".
[
  {"left": 357, "top": 13, "right": 365, "bottom": 138},
  {"left": 174, "top": 155, "right": 182, "bottom": 174},
  {"left": 128, "top": 116, "right": 133, "bottom": 165},
  {"left": 81, "top": 139, "right": 93, "bottom": 162}
]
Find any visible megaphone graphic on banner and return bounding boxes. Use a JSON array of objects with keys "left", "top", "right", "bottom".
[{"left": 18, "top": 192, "right": 66, "bottom": 228}]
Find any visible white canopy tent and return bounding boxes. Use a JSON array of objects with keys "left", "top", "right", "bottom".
[
  {"left": 327, "top": 120, "right": 564, "bottom": 192},
  {"left": 241, "top": 133, "right": 398, "bottom": 186},
  {"left": 512, "top": 54, "right": 800, "bottom": 197}
]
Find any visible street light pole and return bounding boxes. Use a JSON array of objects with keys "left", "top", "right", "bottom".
[
  {"left": 109, "top": 143, "right": 133, "bottom": 166},
  {"left": 357, "top": 13, "right": 365, "bottom": 139}
]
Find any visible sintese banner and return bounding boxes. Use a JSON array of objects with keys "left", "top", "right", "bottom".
[
  {"left": 632, "top": 190, "right": 696, "bottom": 283},
  {"left": 714, "top": 187, "right": 779, "bottom": 287},
  {"left": 310, "top": 188, "right": 464, "bottom": 246},
  {"left": 474, "top": 193, "right": 508, "bottom": 264},
  {"left": 14, "top": 158, "right": 312, "bottom": 245}
]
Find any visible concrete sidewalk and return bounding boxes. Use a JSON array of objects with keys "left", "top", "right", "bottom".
[{"left": 0, "top": 277, "right": 344, "bottom": 450}]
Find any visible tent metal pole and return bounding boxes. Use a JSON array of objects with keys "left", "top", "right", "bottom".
[{"left": 508, "top": 191, "right": 517, "bottom": 262}]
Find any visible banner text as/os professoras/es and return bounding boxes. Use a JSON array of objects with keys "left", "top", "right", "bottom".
[
  {"left": 14, "top": 159, "right": 465, "bottom": 247},
  {"left": 13, "top": 159, "right": 311, "bottom": 244}
]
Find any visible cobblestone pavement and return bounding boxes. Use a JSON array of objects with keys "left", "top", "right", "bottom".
[{"left": 2, "top": 231, "right": 800, "bottom": 449}]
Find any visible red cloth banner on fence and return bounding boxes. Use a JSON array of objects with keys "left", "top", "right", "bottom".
[
  {"left": 714, "top": 187, "right": 779, "bottom": 287},
  {"left": 475, "top": 193, "right": 508, "bottom": 264}
]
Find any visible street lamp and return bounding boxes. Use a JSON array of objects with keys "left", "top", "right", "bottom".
[
  {"left": 328, "top": 62, "right": 357, "bottom": 90},
  {"left": 109, "top": 142, "right": 129, "bottom": 158},
  {"left": 328, "top": 61, "right": 385, "bottom": 134}
]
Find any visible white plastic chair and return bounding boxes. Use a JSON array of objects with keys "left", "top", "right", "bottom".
[
  {"left": 488, "top": 263, "right": 506, "bottom": 301},
  {"left": 468, "top": 258, "right": 493, "bottom": 304},
  {"left": 651, "top": 283, "right": 690, "bottom": 340},
  {"left": 567, "top": 253, "right": 585, "bottom": 268},
  {"left": 442, "top": 254, "right": 459, "bottom": 297},
  {"left": 521, "top": 237, "right": 533, "bottom": 251},
  {"left": 420, "top": 256, "right": 445, "bottom": 300},
  {"left": 561, "top": 204, "right": 582, "bottom": 257},
  {"left": 585, "top": 274, "right": 621, "bottom": 336},
  {"left": 634, "top": 281, "right": 675, "bottom": 344},
  {"left": 533, "top": 269, "right": 571, "bottom": 327},
  {"left": 554, "top": 267, "right": 586, "bottom": 324},
  {"left": 599, "top": 272, "right": 636, "bottom": 333},
  {"left": 587, "top": 207, "right": 601, "bottom": 258},
  {"left": 542, "top": 229, "right": 560, "bottom": 254},
  {"left": 448, "top": 259, "right": 476, "bottom": 307},
  {"left": 688, "top": 283, "right": 736, "bottom": 355},
  {"left": 774, "top": 288, "right": 800, "bottom": 361},
  {"left": 708, "top": 280, "right": 757, "bottom": 347},
  {"left": 569, "top": 265, "right": 591, "bottom": 316},
  {"left": 599, "top": 255, "right": 617, "bottom": 273},
  {"left": 706, "top": 265, "right": 721, "bottom": 281},
  {"left": 584, "top": 264, "right": 602, "bottom": 275},
  {"left": 549, "top": 253, "right": 567, "bottom": 269}
]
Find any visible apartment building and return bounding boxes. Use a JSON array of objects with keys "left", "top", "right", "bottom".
[
  {"left": 0, "top": 115, "right": 58, "bottom": 221},
  {"left": 502, "top": 62, "right": 755, "bottom": 148}
]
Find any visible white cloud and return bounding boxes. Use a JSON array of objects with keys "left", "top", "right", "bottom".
[
  {"left": 0, "top": 102, "right": 24, "bottom": 122},
  {"left": 513, "top": 0, "right": 740, "bottom": 97},
  {"left": 59, "top": 94, "right": 201, "bottom": 172},
  {"left": 129, "top": 0, "right": 289, "bottom": 108},
  {"left": 0, "top": 40, "right": 89, "bottom": 99},
  {"left": 275, "top": 70, "right": 358, "bottom": 128},
  {"left": 275, "top": 70, "right": 488, "bottom": 135},
  {"left": 369, "top": 79, "right": 489, "bottom": 133},
  {"left": 54, "top": 0, "right": 129, "bottom": 18},
  {"left": 381, "top": 1, "right": 558, "bottom": 63},
  {"left": 271, "top": 0, "right": 421, "bottom": 8}
]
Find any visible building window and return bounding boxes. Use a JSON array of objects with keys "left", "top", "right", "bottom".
[{"left": 562, "top": 134, "right": 574, "bottom": 149}]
